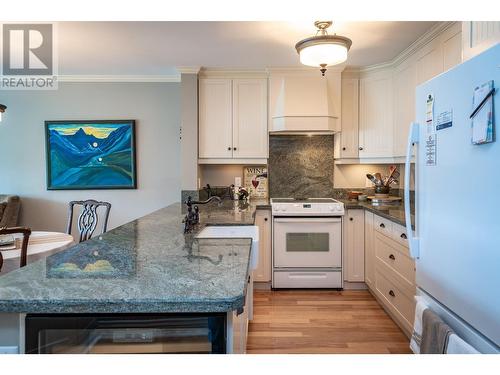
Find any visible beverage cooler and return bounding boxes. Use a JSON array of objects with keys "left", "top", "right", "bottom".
[{"left": 25, "top": 313, "right": 226, "bottom": 354}]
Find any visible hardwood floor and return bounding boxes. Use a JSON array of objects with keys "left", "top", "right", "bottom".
[{"left": 247, "top": 289, "right": 412, "bottom": 354}]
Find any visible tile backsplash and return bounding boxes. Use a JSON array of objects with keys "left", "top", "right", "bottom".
[{"left": 268, "top": 134, "right": 334, "bottom": 198}]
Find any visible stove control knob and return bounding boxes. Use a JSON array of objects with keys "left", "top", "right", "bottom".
[{"left": 328, "top": 205, "right": 335, "bottom": 212}]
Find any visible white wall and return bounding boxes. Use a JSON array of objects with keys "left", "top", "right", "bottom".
[{"left": 0, "top": 82, "right": 181, "bottom": 232}]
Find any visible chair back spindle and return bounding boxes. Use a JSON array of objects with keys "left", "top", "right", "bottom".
[{"left": 67, "top": 200, "right": 111, "bottom": 242}]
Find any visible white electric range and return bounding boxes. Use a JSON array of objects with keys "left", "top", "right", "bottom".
[{"left": 270, "top": 198, "right": 345, "bottom": 289}]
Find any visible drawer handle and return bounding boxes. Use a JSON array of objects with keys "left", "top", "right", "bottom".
[
  {"left": 400, "top": 233, "right": 407, "bottom": 239},
  {"left": 389, "top": 254, "right": 396, "bottom": 260},
  {"left": 379, "top": 223, "right": 385, "bottom": 228},
  {"left": 389, "top": 290, "right": 396, "bottom": 297}
]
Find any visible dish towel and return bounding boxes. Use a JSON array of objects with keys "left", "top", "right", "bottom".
[
  {"left": 445, "top": 334, "right": 480, "bottom": 354},
  {"left": 410, "top": 296, "right": 429, "bottom": 354},
  {"left": 420, "top": 308, "right": 454, "bottom": 354}
]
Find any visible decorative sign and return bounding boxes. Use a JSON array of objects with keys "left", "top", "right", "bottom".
[{"left": 243, "top": 166, "right": 268, "bottom": 198}]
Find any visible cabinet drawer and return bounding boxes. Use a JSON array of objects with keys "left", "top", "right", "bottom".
[
  {"left": 374, "top": 215, "right": 393, "bottom": 236},
  {"left": 374, "top": 231, "right": 415, "bottom": 287},
  {"left": 392, "top": 223, "right": 409, "bottom": 247},
  {"left": 375, "top": 270, "right": 415, "bottom": 332}
]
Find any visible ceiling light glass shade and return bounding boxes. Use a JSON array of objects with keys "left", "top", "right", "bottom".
[{"left": 296, "top": 35, "right": 352, "bottom": 68}]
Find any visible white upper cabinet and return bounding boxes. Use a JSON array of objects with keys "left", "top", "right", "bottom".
[
  {"left": 393, "top": 62, "right": 417, "bottom": 157},
  {"left": 334, "top": 23, "right": 463, "bottom": 163},
  {"left": 462, "top": 22, "right": 500, "bottom": 61},
  {"left": 359, "top": 70, "right": 394, "bottom": 158},
  {"left": 199, "top": 77, "right": 268, "bottom": 162},
  {"left": 338, "top": 77, "right": 359, "bottom": 158},
  {"left": 199, "top": 79, "right": 233, "bottom": 158},
  {"left": 232, "top": 79, "right": 268, "bottom": 158}
]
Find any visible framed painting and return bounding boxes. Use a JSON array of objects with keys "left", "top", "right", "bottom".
[{"left": 45, "top": 120, "right": 137, "bottom": 190}]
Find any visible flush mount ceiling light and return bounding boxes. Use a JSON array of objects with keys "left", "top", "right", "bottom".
[
  {"left": 0, "top": 104, "right": 6, "bottom": 122},
  {"left": 295, "top": 21, "right": 352, "bottom": 76}
]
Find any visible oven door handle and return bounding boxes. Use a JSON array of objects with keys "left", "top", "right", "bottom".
[{"left": 273, "top": 217, "right": 342, "bottom": 223}]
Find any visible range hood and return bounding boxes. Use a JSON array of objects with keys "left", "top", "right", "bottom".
[{"left": 269, "top": 71, "right": 341, "bottom": 134}]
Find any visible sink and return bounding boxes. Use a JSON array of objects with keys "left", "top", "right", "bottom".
[{"left": 195, "top": 226, "right": 259, "bottom": 270}]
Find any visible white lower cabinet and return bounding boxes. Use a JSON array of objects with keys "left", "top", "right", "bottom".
[
  {"left": 253, "top": 209, "right": 271, "bottom": 282},
  {"left": 364, "top": 212, "right": 416, "bottom": 338},
  {"left": 364, "top": 211, "right": 375, "bottom": 288},
  {"left": 344, "top": 209, "right": 365, "bottom": 282}
]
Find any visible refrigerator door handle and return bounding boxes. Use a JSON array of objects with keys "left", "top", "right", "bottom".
[{"left": 405, "top": 122, "right": 420, "bottom": 259}]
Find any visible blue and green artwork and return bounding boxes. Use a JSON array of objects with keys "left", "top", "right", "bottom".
[{"left": 45, "top": 120, "right": 137, "bottom": 190}]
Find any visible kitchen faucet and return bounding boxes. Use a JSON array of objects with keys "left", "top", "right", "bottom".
[{"left": 183, "top": 195, "right": 222, "bottom": 233}]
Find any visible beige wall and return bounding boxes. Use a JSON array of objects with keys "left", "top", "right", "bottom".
[
  {"left": 180, "top": 73, "right": 199, "bottom": 191},
  {"left": 199, "top": 165, "right": 245, "bottom": 187},
  {"left": 334, "top": 163, "right": 415, "bottom": 190}
]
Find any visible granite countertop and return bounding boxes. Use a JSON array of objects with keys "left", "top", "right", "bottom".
[
  {"left": 0, "top": 200, "right": 265, "bottom": 314},
  {"left": 338, "top": 199, "right": 414, "bottom": 229}
]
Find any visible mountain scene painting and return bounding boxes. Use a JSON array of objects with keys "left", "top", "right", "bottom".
[{"left": 45, "top": 120, "right": 137, "bottom": 190}]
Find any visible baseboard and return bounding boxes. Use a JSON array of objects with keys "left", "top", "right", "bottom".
[
  {"left": 343, "top": 281, "right": 368, "bottom": 290},
  {"left": 253, "top": 281, "right": 271, "bottom": 290}
]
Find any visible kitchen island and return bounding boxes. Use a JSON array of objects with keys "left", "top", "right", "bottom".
[{"left": 0, "top": 200, "right": 266, "bottom": 354}]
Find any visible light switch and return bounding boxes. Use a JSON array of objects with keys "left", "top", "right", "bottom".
[{"left": 235, "top": 177, "right": 242, "bottom": 187}]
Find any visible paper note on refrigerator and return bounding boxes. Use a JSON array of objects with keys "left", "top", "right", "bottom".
[{"left": 471, "top": 81, "right": 494, "bottom": 144}]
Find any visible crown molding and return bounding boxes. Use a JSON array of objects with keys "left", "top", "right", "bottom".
[
  {"left": 177, "top": 66, "right": 201, "bottom": 74},
  {"left": 58, "top": 75, "right": 181, "bottom": 83},
  {"left": 199, "top": 68, "right": 268, "bottom": 78},
  {"left": 343, "top": 21, "right": 457, "bottom": 74}
]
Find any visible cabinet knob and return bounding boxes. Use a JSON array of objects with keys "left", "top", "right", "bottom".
[
  {"left": 389, "top": 254, "right": 396, "bottom": 260},
  {"left": 389, "top": 290, "right": 396, "bottom": 297},
  {"left": 342, "top": 147, "right": 346, "bottom": 151},
  {"left": 379, "top": 223, "right": 385, "bottom": 228},
  {"left": 233, "top": 147, "right": 237, "bottom": 151},
  {"left": 349, "top": 217, "right": 353, "bottom": 221},
  {"left": 359, "top": 147, "right": 364, "bottom": 151},
  {"left": 400, "top": 233, "right": 407, "bottom": 239},
  {"left": 264, "top": 217, "right": 268, "bottom": 221},
  {"left": 227, "top": 147, "right": 231, "bottom": 151}
]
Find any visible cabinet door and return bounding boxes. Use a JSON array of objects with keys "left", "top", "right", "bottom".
[
  {"left": 364, "top": 211, "right": 375, "bottom": 288},
  {"left": 199, "top": 79, "right": 233, "bottom": 158},
  {"left": 339, "top": 78, "right": 359, "bottom": 158},
  {"left": 232, "top": 79, "right": 268, "bottom": 158},
  {"left": 462, "top": 21, "right": 500, "bottom": 61},
  {"left": 344, "top": 210, "right": 365, "bottom": 282},
  {"left": 359, "top": 73, "right": 394, "bottom": 158},
  {"left": 393, "top": 62, "right": 417, "bottom": 157},
  {"left": 253, "top": 209, "right": 271, "bottom": 282}
]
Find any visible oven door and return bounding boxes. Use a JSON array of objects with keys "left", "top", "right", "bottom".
[{"left": 273, "top": 217, "right": 342, "bottom": 268}]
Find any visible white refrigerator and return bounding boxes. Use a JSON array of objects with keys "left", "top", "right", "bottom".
[{"left": 404, "top": 43, "right": 500, "bottom": 353}]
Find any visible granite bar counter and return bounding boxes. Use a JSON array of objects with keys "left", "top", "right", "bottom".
[{"left": 0, "top": 200, "right": 267, "bottom": 314}]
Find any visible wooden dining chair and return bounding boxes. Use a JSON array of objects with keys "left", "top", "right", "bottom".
[
  {"left": 67, "top": 200, "right": 111, "bottom": 243},
  {"left": 0, "top": 226, "right": 32, "bottom": 272}
]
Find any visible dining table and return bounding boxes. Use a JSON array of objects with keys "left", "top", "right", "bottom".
[{"left": 0, "top": 231, "right": 74, "bottom": 274}]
